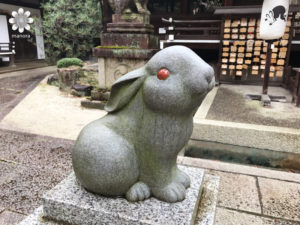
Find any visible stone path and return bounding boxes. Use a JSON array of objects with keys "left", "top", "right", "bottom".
[
  {"left": 0, "top": 61, "right": 49, "bottom": 74},
  {"left": 180, "top": 157, "right": 300, "bottom": 225},
  {"left": 0, "top": 67, "right": 56, "bottom": 121},
  {"left": 0, "top": 68, "right": 299, "bottom": 225},
  {"left": 0, "top": 77, "right": 106, "bottom": 140}
]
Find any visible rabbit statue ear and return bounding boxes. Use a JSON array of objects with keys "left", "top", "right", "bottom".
[{"left": 105, "top": 68, "right": 147, "bottom": 113}]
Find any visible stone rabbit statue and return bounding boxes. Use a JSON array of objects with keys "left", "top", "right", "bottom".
[
  {"left": 108, "top": 0, "right": 150, "bottom": 15},
  {"left": 72, "top": 46, "right": 215, "bottom": 203}
]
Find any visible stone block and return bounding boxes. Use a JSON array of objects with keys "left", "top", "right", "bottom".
[
  {"left": 19, "top": 168, "right": 220, "bottom": 225},
  {"left": 42, "top": 166, "right": 204, "bottom": 225},
  {"left": 93, "top": 48, "right": 157, "bottom": 59},
  {"left": 107, "top": 17, "right": 154, "bottom": 33},
  {"left": 101, "top": 33, "right": 159, "bottom": 49},
  {"left": 112, "top": 13, "right": 150, "bottom": 24},
  {"left": 97, "top": 56, "right": 147, "bottom": 89},
  {"left": 258, "top": 177, "right": 300, "bottom": 221},
  {"left": 215, "top": 207, "right": 273, "bottom": 225},
  {"left": 81, "top": 100, "right": 106, "bottom": 110},
  {"left": 261, "top": 94, "right": 271, "bottom": 107},
  {"left": 57, "top": 67, "right": 82, "bottom": 90},
  {"left": 207, "top": 171, "right": 261, "bottom": 214}
]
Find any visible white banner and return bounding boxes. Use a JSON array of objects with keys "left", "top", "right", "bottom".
[{"left": 259, "top": 0, "right": 290, "bottom": 40}]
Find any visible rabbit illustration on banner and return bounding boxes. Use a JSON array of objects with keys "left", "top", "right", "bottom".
[
  {"left": 265, "top": 5, "right": 287, "bottom": 25},
  {"left": 72, "top": 46, "right": 215, "bottom": 203},
  {"left": 259, "top": 0, "right": 290, "bottom": 40}
]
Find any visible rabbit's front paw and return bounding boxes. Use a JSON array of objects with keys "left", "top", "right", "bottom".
[
  {"left": 126, "top": 182, "right": 151, "bottom": 202},
  {"left": 152, "top": 182, "right": 186, "bottom": 203},
  {"left": 174, "top": 169, "right": 191, "bottom": 188}
]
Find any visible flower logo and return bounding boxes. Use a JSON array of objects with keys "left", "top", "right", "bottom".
[{"left": 9, "top": 8, "right": 34, "bottom": 33}]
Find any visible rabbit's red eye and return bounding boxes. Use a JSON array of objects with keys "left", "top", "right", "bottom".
[{"left": 157, "top": 68, "right": 170, "bottom": 80}]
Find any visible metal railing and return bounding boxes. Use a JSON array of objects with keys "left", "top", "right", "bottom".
[{"left": 0, "top": 42, "right": 15, "bottom": 54}]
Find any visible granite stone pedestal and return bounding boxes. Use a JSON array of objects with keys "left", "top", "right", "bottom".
[
  {"left": 18, "top": 166, "right": 219, "bottom": 225},
  {"left": 93, "top": 10, "right": 158, "bottom": 90}
]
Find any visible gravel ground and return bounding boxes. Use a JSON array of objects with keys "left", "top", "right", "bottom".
[
  {"left": 206, "top": 86, "right": 300, "bottom": 129},
  {"left": 0, "top": 129, "right": 74, "bottom": 214},
  {"left": 0, "top": 67, "right": 73, "bottom": 221}
]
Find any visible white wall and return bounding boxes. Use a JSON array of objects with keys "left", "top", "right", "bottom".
[
  {"left": 0, "top": 15, "right": 10, "bottom": 61},
  {"left": 0, "top": 15, "right": 9, "bottom": 43},
  {"left": 0, "top": 3, "right": 45, "bottom": 60}
]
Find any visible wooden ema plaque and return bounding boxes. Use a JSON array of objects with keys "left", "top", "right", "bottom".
[{"left": 220, "top": 17, "right": 291, "bottom": 81}]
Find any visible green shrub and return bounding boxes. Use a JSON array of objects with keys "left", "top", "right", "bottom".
[
  {"left": 35, "top": 0, "right": 102, "bottom": 64},
  {"left": 57, "top": 58, "right": 83, "bottom": 68}
]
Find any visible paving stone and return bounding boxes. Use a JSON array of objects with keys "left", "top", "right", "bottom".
[
  {"left": 0, "top": 210, "right": 25, "bottom": 225},
  {"left": 258, "top": 177, "right": 300, "bottom": 221},
  {"left": 0, "top": 129, "right": 73, "bottom": 173},
  {"left": 215, "top": 207, "right": 273, "bottom": 225},
  {"left": 208, "top": 170, "right": 261, "bottom": 214},
  {"left": 215, "top": 207, "right": 300, "bottom": 225},
  {"left": 0, "top": 166, "right": 68, "bottom": 214},
  {"left": 273, "top": 220, "right": 300, "bottom": 225}
]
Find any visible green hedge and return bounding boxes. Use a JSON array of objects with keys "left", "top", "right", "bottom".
[{"left": 57, "top": 58, "right": 83, "bottom": 68}]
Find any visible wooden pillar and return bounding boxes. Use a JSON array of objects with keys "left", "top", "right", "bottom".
[
  {"left": 262, "top": 41, "right": 272, "bottom": 94},
  {"left": 224, "top": 0, "right": 233, "bottom": 6},
  {"left": 102, "top": 0, "right": 113, "bottom": 31},
  {"left": 182, "top": 0, "right": 189, "bottom": 15}
]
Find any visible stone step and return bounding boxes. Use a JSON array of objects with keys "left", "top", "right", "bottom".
[
  {"left": 192, "top": 119, "right": 300, "bottom": 154},
  {"left": 18, "top": 167, "right": 219, "bottom": 225}
]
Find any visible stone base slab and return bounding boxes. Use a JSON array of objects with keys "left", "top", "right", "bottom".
[
  {"left": 108, "top": 13, "right": 153, "bottom": 33},
  {"left": 42, "top": 166, "right": 204, "bottom": 225},
  {"left": 100, "top": 33, "right": 159, "bottom": 49},
  {"left": 18, "top": 169, "right": 219, "bottom": 225},
  {"left": 107, "top": 23, "right": 154, "bottom": 33},
  {"left": 112, "top": 13, "right": 150, "bottom": 24},
  {"left": 93, "top": 48, "right": 157, "bottom": 59}
]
